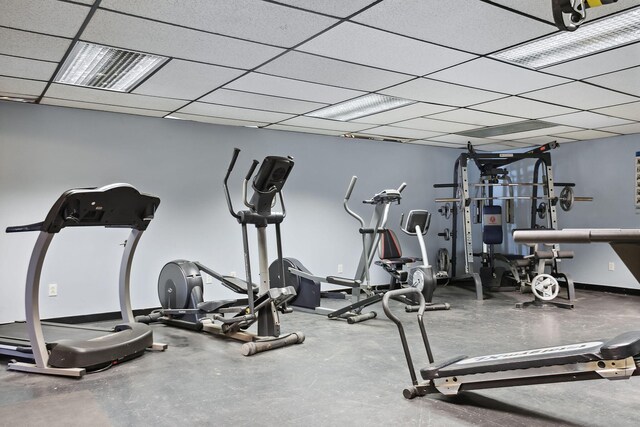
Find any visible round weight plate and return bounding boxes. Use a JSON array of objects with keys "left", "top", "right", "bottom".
[
  {"left": 537, "top": 202, "right": 547, "bottom": 220},
  {"left": 560, "top": 186, "right": 574, "bottom": 212},
  {"left": 409, "top": 269, "right": 425, "bottom": 292},
  {"left": 530, "top": 273, "right": 560, "bottom": 301},
  {"left": 437, "top": 248, "right": 451, "bottom": 274}
]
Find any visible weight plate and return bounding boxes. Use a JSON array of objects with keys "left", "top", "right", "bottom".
[
  {"left": 530, "top": 273, "right": 560, "bottom": 301},
  {"left": 560, "top": 186, "right": 574, "bottom": 212}
]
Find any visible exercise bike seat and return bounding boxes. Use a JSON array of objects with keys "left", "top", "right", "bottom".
[
  {"left": 196, "top": 299, "right": 238, "bottom": 313},
  {"left": 421, "top": 331, "right": 640, "bottom": 380}
]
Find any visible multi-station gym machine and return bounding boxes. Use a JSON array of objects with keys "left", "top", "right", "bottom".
[{"left": 433, "top": 142, "right": 593, "bottom": 307}]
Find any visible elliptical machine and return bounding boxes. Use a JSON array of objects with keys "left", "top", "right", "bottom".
[{"left": 137, "top": 148, "right": 304, "bottom": 356}]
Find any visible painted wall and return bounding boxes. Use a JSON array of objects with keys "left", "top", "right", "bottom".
[{"left": 0, "top": 101, "right": 456, "bottom": 322}]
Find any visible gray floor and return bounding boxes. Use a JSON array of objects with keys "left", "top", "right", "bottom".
[{"left": 1, "top": 285, "right": 639, "bottom": 427}]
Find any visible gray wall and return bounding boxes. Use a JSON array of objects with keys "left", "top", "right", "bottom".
[{"left": 0, "top": 101, "right": 456, "bottom": 322}]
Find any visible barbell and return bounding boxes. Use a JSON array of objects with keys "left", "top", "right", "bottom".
[{"left": 435, "top": 185, "right": 592, "bottom": 212}]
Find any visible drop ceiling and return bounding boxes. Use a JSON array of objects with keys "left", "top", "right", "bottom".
[{"left": 1, "top": 0, "right": 639, "bottom": 150}]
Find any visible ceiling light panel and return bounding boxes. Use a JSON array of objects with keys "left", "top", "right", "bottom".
[
  {"left": 258, "top": 51, "right": 412, "bottom": 92},
  {"left": 429, "top": 58, "right": 569, "bottom": 95},
  {"left": 177, "top": 102, "right": 294, "bottom": 123},
  {"left": 307, "top": 94, "right": 414, "bottom": 121},
  {"left": 225, "top": 73, "right": 365, "bottom": 104},
  {"left": 0, "top": 28, "right": 71, "bottom": 62},
  {"left": 523, "top": 81, "right": 638, "bottom": 110},
  {"left": 353, "top": 0, "right": 554, "bottom": 55},
  {"left": 381, "top": 78, "right": 505, "bottom": 107},
  {"left": 133, "top": 60, "right": 245, "bottom": 100},
  {"left": 544, "top": 42, "right": 640, "bottom": 79},
  {"left": 55, "top": 42, "right": 168, "bottom": 92},
  {"left": 491, "top": 7, "right": 640, "bottom": 69},
  {"left": 298, "top": 22, "right": 476, "bottom": 76},
  {"left": 82, "top": 10, "right": 284, "bottom": 69},
  {"left": 0, "top": 55, "right": 57, "bottom": 81},
  {"left": 100, "top": 0, "right": 337, "bottom": 48},
  {"left": 0, "top": 0, "right": 90, "bottom": 38},
  {"left": 200, "top": 89, "right": 327, "bottom": 115},
  {"left": 41, "top": 97, "right": 169, "bottom": 117},
  {"left": 46, "top": 83, "right": 188, "bottom": 111},
  {"left": 352, "top": 102, "right": 455, "bottom": 124}
]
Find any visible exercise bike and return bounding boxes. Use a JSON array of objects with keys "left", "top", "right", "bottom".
[
  {"left": 382, "top": 228, "right": 640, "bottom": 398},
  {"left": 137, "top": 148, "right": 304, "bottom": 356},
  {"left": 375, "top": 209, "right": 450, "bottom": 312}
]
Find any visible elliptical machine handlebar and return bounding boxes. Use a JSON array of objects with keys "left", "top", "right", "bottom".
[
  {"left": 344, "top": 176, "right": 366, "bottom": 229},
  {"left": 224, "top": 148, "right": 242, "bottom": 220},
  {"left": 242, "top": 159, "right": 260, "bottom": 209}
]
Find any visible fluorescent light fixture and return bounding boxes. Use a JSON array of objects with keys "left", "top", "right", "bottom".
[
  {"left": 55, "top": 42, "right": 168, "bottom": 92},
  {"left": 307, "top": 94, "right": 414, "bottom": 121},
  {"left": 490, "top": 6, "right": 640, "bottom": 69}
]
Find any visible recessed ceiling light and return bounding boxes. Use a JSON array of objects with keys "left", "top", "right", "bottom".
[
  {"left": 54, "top": 42, "right": 168, "bottom": 92},
  {"left": 307, "top": 94, "right": 414, "bottom": 121},
  {"left": 490, "top": 6, "right": 640, "bottom": 69}
]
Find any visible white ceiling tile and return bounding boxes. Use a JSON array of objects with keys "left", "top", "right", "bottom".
[
  {"left": 264, "top": 124, "right": 344, "bottom": 137},
  {"left": 0, "top": 55, "right": 57, "bottom": 81},
  {"left": 45, "top": 83, "right": 188, "bottom": 111},
  {"left": 0, "top": 76, "right": 46, "bottom": 97},
  {"left": 100, "top": 0, "right": 337, "bottom": 48},
  {"left": 225, "top": 73, "right": 364, "bottom": 104},
  {"left": 0, "top": 0, "right": 89, "bottom": 37},
  {"left": 352, "top": 102, "right": 455, "bottom": 124},
  {"left": 594, "top": 102, "right": 640, "bottom": 121},
  {"left": 472, "top": 96, "right": 578, "bottom": 118},
  {"left": 474, "top": 143, "right": 519, "bottom": 152},
  {"left": 548, "top": 111, "right": 633, "bottom": 128},
  {"left": 82, "top": 10, "right": 284, "bottom": 69},
  {"left": 168, "top": 112, "right": 268, "bottom": 127},
  {"left": 426, "top": 134, "right": 502, "bottom": 145},
  {"left": 409, "top": 140, "right": 465, "bottom": 148},
  {"left": 381, "top": 78, "right": 505, "bottom": 107},
  {"left": 273, "top": 0, "right": 376, "bottom": 17},
  {"left": 41, "top": 98, "right": 168, "bottom": 117},
  {"left": 586, "top": 67, "right": 640, "bottom": 97},
  {"left": 133, "top": 60, "right": 245, "bottom": 100},
  {"left": 393, "top": 117, "right": 478, "bottom": 133},
  {"left": 279, "top": 116, "right": 373, "bottom": 132},
  {"left": 492, "top": 125, "right": 581, "bottom": 140},
  {"left": 513, "top": 136, "right": 576, "bottom": 144},
  {"left": 429, "top": 58, "right": 569, "bottom": 94},
  {"left": 298, "top": 22, "right": 476, "bottom": 76},
  {"left": 74, "top": 0, "right": 96, "bottom": 4},
  {"left": 522, "top": 82, "right": 638, "bottom": 110},
  {"left": 177, "top": 102, "right": 294, "bottom": 123},
  {"left": 353, "top": 0, "right": 555, "bottom": 54},
  {"left": 199, "top": 89, "right": 326, "bottom": 114},
  {"left": 361, "top": 126, "right": 444, "bottom": 140},
  {"left": 427, "top": 108, "right": 523, "bottom": 126},
  {"left": 544, "top": 43, "right": 640, "bottom": 79},
  {"left": 598, "top": 123, "right": 640, "bottom": 135},
  {"left": 0, "top": 28, "right": 71, "bottom": 62},
  {"left": 258, "top": 51, "right": 412, "bottom": 92},
  {"left": 552, "top": 129, "right": 620, "bottom": 140}
]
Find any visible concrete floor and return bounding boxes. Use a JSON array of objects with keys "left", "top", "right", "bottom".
[{"left": 1, "top": 285, "right": 639, "bottom": 427}]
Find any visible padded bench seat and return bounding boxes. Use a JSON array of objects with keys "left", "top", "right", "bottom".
[
  {"left": 421, "top": 331, "right": 640, "bottom": 380},
  {"left": 48, "top": 323, "right": 153, "bottom": 370}
]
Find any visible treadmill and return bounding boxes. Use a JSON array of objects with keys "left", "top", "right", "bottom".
[{"left": 1, "top": 183, "right": 166, "bottom": 377}]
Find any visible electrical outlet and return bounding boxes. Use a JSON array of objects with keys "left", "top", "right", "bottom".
[
  {"left": 203, "top": 273, "right": 213, "bottom": 284},
  {"left": 608, "top": 262, "right": 615, "bottom": 271},
  {"left": 337, "top": 264, "right": 344, "bottom": 274},
  {"left": 230, "top": 271, "right": 236, "bottom": 278},
  {"left": 48, "top": 283, "right": 58, "bottom": 297}
]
